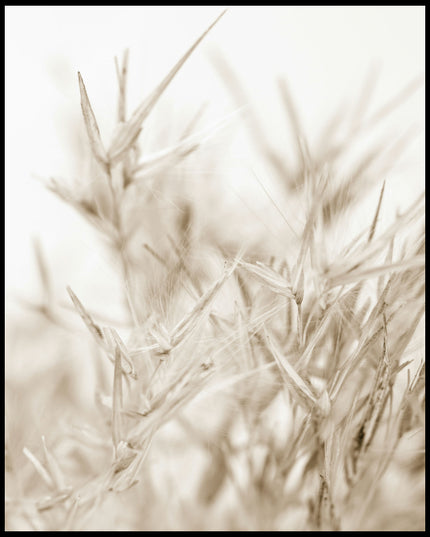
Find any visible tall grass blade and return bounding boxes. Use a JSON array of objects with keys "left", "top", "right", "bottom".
[
  {"left": 66, "top": 286, "right": 105, "bottom": 345},
  {"left": 108, "top": 10, "right": 226, "bottom": 164},
  {"left": 22, "top": 447, "right": 54, "bottom": 489},
  {"left": 112, "top": 346, "right": 123, "bottom": 457},
  {"left": 77, "top": 72, "right": 108, "bottom": 170}
]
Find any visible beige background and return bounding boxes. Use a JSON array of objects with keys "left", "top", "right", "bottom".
[{"left": 5, "top": 6, "right": 424, "bottom": 309}]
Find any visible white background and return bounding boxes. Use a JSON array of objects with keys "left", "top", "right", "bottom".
[{"left": 5, "top": 6, "right": 425, "bottom": 308}]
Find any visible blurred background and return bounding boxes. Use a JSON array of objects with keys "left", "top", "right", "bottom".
[
  {"left": 5, "top": 6, "right": 425, "bottom": 530},
  {"left": 5, "top": 6, "right": 424, "bottom": 307}
]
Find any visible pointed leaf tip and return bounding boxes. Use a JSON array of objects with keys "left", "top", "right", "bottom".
[
  {"left": 108, "top": 10, "right": 226, "bottom": 164},
  {"left": 78, "top": 72, "right": 109, "bottom": 170}
]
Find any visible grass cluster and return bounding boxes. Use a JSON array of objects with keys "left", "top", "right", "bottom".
[{"left": 5, "top": 12, "right": 425, "bottom": 531}]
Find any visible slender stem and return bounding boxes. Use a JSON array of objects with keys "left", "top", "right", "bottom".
[
  {"left": 297, "top": 303, "right": 303, "bottom": 349},
  {"left": 106, "top": 163, "right": 141, "bottom": 327}
]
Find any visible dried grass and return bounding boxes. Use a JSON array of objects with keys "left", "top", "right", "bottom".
[{"left": 5, "top": 10, "right": 424, "bottom": 532}]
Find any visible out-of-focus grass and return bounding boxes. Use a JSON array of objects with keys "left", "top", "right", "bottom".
[{"left": 5, "top": 11, "right": 424, "bottom": 531}]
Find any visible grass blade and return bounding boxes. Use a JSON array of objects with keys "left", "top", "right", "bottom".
[
  {"left": 33, "top": 237, "right": 52, "bottom": 304},
  {"left": 133, "top": 108, "right": 241, "bottom": 179},
  {"left": 102, "top": 327, "right": 137, "bottom": 379},
  {"left": 108, "top": 10, "right": 226, "bottom": 164},
  {"left": 112, "top": 346, "right": 123, "bottom": 457},
  {"left": 114, "top": 49, "right": 129, "bottom": 123},
  {"left": 239, "top": 260, "right": 295, "bottom": 300},
  {"left": 264, "top": 326, "right": 318, "bottom": 411},
  {"left": 77, "top": 72, "right": 108, "bottom": 170},
  {"left": 66, "top": 286, "right": 105, "bottom": 345},
  {"left": 278, "top": 77, "right": 311, "bottom": 173},
  {"left": 23, "top": 447, "right": 54, "bottom": 489},
  {"left": 41, "top": 436, "right": 66, "bottom": 491},
  {"left": 368, "top": 181, "right": 385, "bottom": 243},
  {"left": 328, "top": 256, "right": 424, "bottom": 288}
]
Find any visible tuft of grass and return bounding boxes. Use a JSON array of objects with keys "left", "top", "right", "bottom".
[{"left": 5, "top": 10, "right": 424, "bottom": 532}]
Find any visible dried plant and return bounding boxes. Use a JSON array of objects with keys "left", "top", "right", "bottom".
[{"left": 5, "top": 10, "right": 424, "bottom": 532}]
